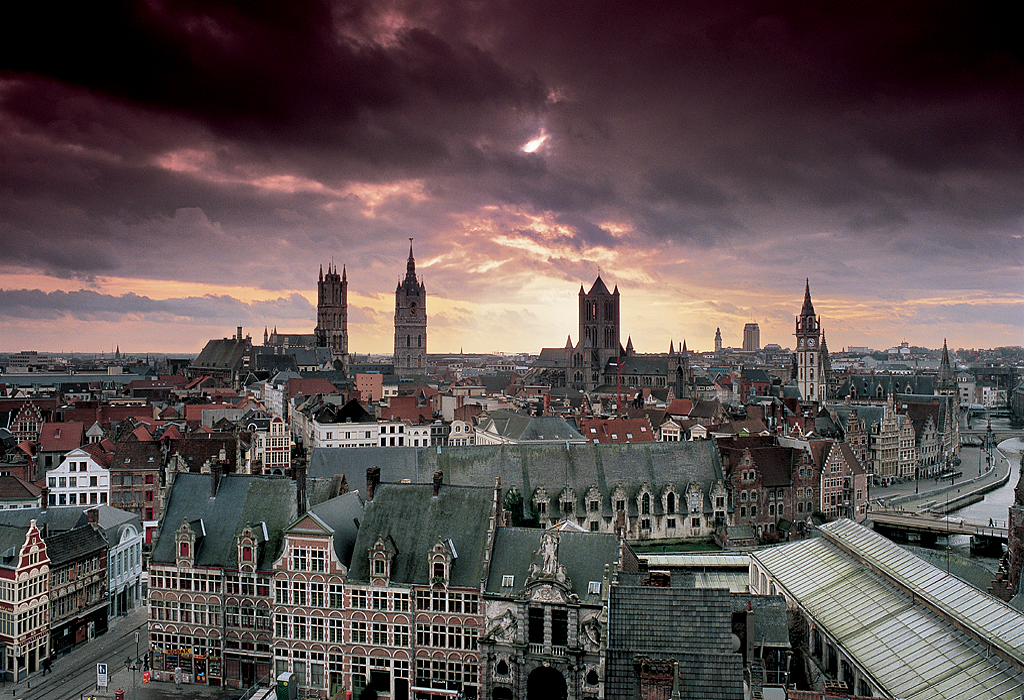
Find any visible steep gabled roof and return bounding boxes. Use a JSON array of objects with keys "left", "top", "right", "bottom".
[
  {"left": 45, "top": 525, "right": 107, "bottom": 566},
  {"left": 38, "top": 422, "right": 85, "bottom": 452},
  {"left": 348, "top": 483, "right": 493, "bottom": 587},
  {"left": 306, "top": 491, "right": 364, "bottom": 569},
  {"left": 152, "top": 473, "right": 296, "bottom": 570}
]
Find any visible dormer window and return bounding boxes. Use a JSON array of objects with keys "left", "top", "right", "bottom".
[
  {"left": 433, "top": 562, "right": 445, "bottom": 579},
  {"left": 180, "top": 542, "right": 190, "bottom": 558},
  {"left": 242, "top": 546, "right": 253, "bottom": 562},
  {"left": 374, "top": 559, "right": 386, "bottom": 577}
]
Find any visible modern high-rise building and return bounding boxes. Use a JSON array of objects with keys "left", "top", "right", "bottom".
[
  {"left": 394, "top": 240, "right": 427, "bottom": 376},
  {"left": 742, "top": 322, "right": 760, "bottom": 352}
]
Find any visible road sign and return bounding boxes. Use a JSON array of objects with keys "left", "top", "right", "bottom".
[{"left": 97, "top": 662, "right": 108, "bottom": 687}]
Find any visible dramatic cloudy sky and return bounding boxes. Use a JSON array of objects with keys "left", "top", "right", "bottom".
[{"left": 2, "top": 1, "right": 1022, "bottom": 355}]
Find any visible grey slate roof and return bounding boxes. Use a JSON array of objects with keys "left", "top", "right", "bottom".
[
  {"left": 307, "top": 491, "right": 364, "bottom": 569},
  {"left": 0, "top": 505, "right": 91, "bottom": 532},
  {"left": 485, "top": 527, "right": 617, "bottom": 601},
  {"left": 0, "top": 524, "right": 29, "bottom": 570},
  {"left": 45, "top": 525, "right": 107, "bottom": 566},
  {"left": 0, "top": 505, "right": 140, "bottom": 546},
  {"left": 309, "top": 441, "right": 724, "bottom": 519},
  {"left": 479, "top": 410, "right": 584, "bottom": 441},
  {"left": 151, "top": 473, "right": 296, "bottom": 570},
  {"left": 733, "top": 593, "right": 790, "bottom": 649},
  {"left": 606, "top": 582, "right": 744, "bottom": 700},
  {"left": 347, "top": 482, "right": 493, "bottom": 587},
  {"left": 191, "top": 337, "right": 250, "bottom": 371}
]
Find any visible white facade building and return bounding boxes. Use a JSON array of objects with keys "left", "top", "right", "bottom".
[
  {"left": 107, "top": 513, "right": 145, "bottom": 617},
  {"left": 46, "top": 448, "right": 109, "bottom": 507}
]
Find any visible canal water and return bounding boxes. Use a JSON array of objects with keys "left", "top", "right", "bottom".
[{"left": 942, "top": 435, "right": 1023, "bottom": 574}]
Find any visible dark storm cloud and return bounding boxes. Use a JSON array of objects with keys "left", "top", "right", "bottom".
[
  {"left": 0, "top": 288, "right": 313, "bottom": 322},
  {"left": 1, "top": 0, "right": 1022, "bottom": 307}
]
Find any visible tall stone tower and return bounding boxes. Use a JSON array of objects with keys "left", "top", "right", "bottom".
[
  {"left": 316, "top": 263, "right": 348, "bottom": 368},
  {"left": 575, "top": 276, "right": 620, "bottom": 390},
  {"left": 795, "top": 279, "right": 824, "bottom": 405},
  {"left": 714, "top": 328, "right": 723, "bottom": 353},
  {"left": 394, "top": 240, "right": 427, "bottom": 376},
  {"left": 668, "top": 340, "right": 692, "bottom": 399}
]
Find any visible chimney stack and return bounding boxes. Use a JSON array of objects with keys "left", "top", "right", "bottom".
[
  {"left": 40, "top": 487, "right": 49, "bottom": 512},
  {"left": 86, "top": 507, "right": 100, "bottom": 528},
  {"left": 211, "top": 462, "right": 222, "bottom": 498},
  {"left": 295, "top": 462, "right": 307, "bottom": 517},
  {"left": 237, "top": 325, "right": 243, "bottom": 341},
  {"left": 366, "top": 466, "right": 381, "bottom": 502},
  {"left": 433, "top": 470, "right": 443, "bottom": 497}
]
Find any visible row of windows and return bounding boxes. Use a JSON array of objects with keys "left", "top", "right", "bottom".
[
  {"left": 290, "top": 548, "right": 327, "bottom": 572},
  {"left": 48, "top": 492, "right": 109, "bottom": 506},
  {"left": 415, "top": 623, "right": 478, "bottom": 650},
  {"left": 48, "top": 475, "right": 101, "bottom": 488},
  {"left": 413, "top": 590, "right": 478, "bottom": 615},
  {"left": 151, "top": 600, "right": 223, "bottom": 626}
]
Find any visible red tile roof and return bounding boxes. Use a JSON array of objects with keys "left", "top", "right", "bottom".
[
  {"left": 579, "top": 417, "right": 656, "bottom": 444},
  {"left": 37, "top": 422, "right": 85, "bottom": 452}
]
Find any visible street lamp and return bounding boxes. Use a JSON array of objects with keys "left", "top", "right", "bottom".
[{"left": 125, "top": 655, "right": 142, "bottom": 700}]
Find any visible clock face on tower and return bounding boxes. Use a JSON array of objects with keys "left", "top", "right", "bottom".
[{"left": 808, "top": 338, "right": 815, "bottom": 347}]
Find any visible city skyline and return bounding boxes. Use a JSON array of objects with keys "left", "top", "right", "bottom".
[{"left": 2, "top": 2, "right": 1022, "bottom": 354}]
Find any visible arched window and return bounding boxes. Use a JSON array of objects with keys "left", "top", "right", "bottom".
[
  {"left": 407, "top": 334, "right": 411, "bottom": 348},
  {"left": 641, "top": 493, "right": 651, "bottom": 515},
  {"left": 666, "top": 492, "right": 675, "bottom": 514}
]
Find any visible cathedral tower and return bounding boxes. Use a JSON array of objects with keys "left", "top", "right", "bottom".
[
  {"left": 316, "top": 263, "right": 348, "bottom": 368},
  {"left": 394, "top": 240, "right": 427, "bottom": 376},
  {"left": 570, "top": 276, "right": 620, "bottom": 390},
  {"left": 795, "top": 279, "right": 825, "bottom": 405}
]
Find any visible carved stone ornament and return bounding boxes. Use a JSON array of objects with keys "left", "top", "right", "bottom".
[
  {"left": 530, "top": 585, "right": 566, "bottom": 603},
  {"left": 580, "top": 614, "right": 602, "bottom": 651},
  {"left": 484, "top": 608, "right": 519, "bottom": 644}
]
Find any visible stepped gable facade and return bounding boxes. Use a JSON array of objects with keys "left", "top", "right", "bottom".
[
  {"left": 147, "top": 473, "right": 298, "bottom": 689},
  {"left": 344, "top": 478, "right": 500, "bottom": 698}
]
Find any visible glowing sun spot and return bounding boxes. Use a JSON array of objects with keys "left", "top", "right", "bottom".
[{"left": 523, "top": 131, "right": 549, "bottom": 153}]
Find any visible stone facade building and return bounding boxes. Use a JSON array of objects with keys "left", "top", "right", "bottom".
[
  {"left": 480, "top": 528, "right": 635, "bottom": 700},
  {"left": 316, "top": 263, "right": 349, "bottom": 368}
]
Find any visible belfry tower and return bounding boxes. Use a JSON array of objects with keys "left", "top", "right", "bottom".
[
  {"left": 795, "top": 279, "right": 825, "bottom": 406},
  {"left": 316, "top": 263, "right": 348, "bottom": 369},
  {"left": 394, "top": 240, "right": 427, "bottom": 376}
]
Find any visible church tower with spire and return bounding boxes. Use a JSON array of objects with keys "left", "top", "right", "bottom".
[
  {"left": 316, "top": 262, "right": 349, "bottom": 369},
  {"left": 795, "top": 280, "right": 825, "bottom": 406},
  {"left": 937, "top": 338, "right": 957, "bottom": 400},
  {"left": 394, "top": 240, "right": 427, "bottom": 376}
]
